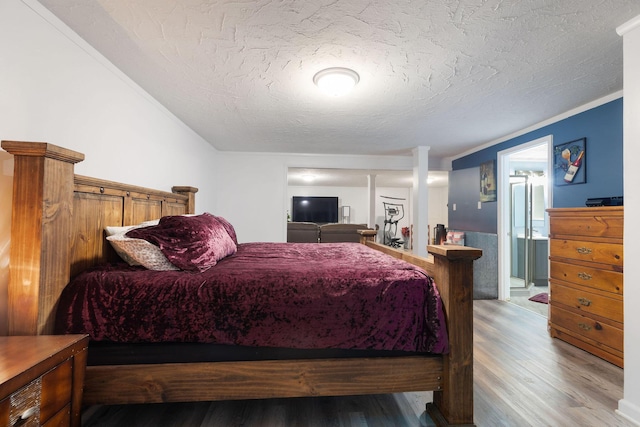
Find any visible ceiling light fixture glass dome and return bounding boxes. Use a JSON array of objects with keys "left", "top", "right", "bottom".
[{"left": 313, "top": 67, "right": 359, "bottom": 96}]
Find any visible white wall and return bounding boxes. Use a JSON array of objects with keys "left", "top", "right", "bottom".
[
  {"left": 617, "top": 15, "right": 640, "bottom": 426},
  {"left": 0, "top": 0, "right": 219, "bottom": 332},
  {"left": 428, "top": 185, "right": 449, "bottom": 230},
  {"left": 0, "top": 0, "right": 218, "bottom": 210},
  {"left": 216, "top": 151, "right": 417, "bottom": 243}
]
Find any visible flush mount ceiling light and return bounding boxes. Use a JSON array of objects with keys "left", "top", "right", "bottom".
[{"left": 313, "top": 67, "right": 360, "bottom": 97}]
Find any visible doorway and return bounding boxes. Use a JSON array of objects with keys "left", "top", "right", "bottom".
[{"left": 497, "top": 136, "right": 552, "bottom": 315}]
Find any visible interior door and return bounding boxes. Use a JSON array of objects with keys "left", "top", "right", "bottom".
[{"left": 510, "top": 175, "right": 533, "bottom": 290}]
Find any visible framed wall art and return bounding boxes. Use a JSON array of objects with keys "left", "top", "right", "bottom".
[
  {"left": 553, "top": 138, "right": 586, "bottom": 186},
  {"left": 480, "top": 160, "right": 497, "bottom": 202}
]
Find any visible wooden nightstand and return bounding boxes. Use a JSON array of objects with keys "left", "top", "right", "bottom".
[{"left": 0, "top": 335, "right": 89, "bottom": 427}]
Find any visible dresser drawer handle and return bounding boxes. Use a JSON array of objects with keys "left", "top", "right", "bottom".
[
  {"left": 576, "top": 247, "right": 592, "bottom": 255},
  {"left": 578, "top": 323, "right": 592, "bottom": 331},
  {"left": 577, "top": 297, "right": 592, "bottom": 306},
  {"left": 20, "top": 406, "right": 38, "bottom": 420},
  {"left": 577, "top": 272, "right": 592, "bottom": 280}
]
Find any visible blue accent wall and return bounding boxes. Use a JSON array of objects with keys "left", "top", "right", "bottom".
[{"left": 449, "top": 98, "right": 623, "bottom": 233}]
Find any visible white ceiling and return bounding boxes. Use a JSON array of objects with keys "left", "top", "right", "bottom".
[
  {"left": 288, "top": 168, "right": 449, "bottom": 188},
  {"left": 38, "top": 0, "right": 640, "bottom": 166}
]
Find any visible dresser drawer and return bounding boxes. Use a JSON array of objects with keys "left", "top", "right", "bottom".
[
  {"left": 551, "top": 283, "right": 623, "bottom": 323},
  {"left": 549, "top": 239, "right": 623, "bottom": 266},
  {"left": 549, "top": 261, "right": 623, "bottom": 295},
  {"left": 549, "top": 210, "right": 623, "bottom": 238},
  {"left": 550, "top": 305, "right": 623, "bottom": 352}
]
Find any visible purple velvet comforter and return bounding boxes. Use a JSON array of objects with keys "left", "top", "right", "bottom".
[{"left": 55, "top": 243, "right": 449, "bottom": 354}]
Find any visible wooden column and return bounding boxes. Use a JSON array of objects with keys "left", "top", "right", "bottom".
[
  {"left": 2, "top": 141, "right": 84, "bottom": 335},
  {"left": 427, "top": 244, "right": 481, "bottom": 427}
]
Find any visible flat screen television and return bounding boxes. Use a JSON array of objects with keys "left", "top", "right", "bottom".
[{"left": 291, "top": 196, "right": 338, "bottom": 223}]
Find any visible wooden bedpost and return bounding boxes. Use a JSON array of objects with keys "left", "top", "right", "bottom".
[
  {"left": 172, "top": 186, "right": 198, "bottom": 214},
  {"left": 2, "top": 141, "right": 84, "bottom": 335},
  {"left": 427, "top": 244, "right": 481, "bottom": 427},
  {"left": 357, "top": 238, "right": 481, "bottom": 426}
]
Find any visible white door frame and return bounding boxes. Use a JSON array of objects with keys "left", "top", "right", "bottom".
[{"left": 497, "top": 135, "right": 553, "bottom": 301}]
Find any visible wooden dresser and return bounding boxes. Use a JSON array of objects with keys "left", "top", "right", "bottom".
[
  {"left": 547, "top": 206, "right": 623, "bottom": 367},
  {"left": 0, "top": 335, "right": 88, "bottom": 427}
]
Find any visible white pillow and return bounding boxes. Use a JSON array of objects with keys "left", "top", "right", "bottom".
[{"left": 105, "top": 224, "right": 178, "bottom": 271}]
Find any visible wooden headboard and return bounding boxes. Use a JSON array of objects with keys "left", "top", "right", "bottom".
[{"left": 2, "top": 140, "right": 198, "bottom": 336}]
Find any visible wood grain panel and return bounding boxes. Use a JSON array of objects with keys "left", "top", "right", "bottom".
[
  {"left": 549, "top": 238, "right": 623, "bottom": 266},
  {"left": 42, "top": 405, "right": 70, "bottom": 427},
  {"left": 549, "top": 208, "right": 623, "bottom": 240},
  {"left": 83, "top": 357, "right": 443, "bottom": 405},
  {"left": 162, "top": 200, "right": 188, "bottom": 216},
  {"left": 550, "top": 282, "right": 623, "bottom": 324},
  {"left": 70, "top": 192, "right": 124, "bottom": 278},
  {"left": 549, "top": 305, "right": 622, "bottom": 352},
  {"left": 0, "top": 397, "right": 8, "bottom": 427},
  {"left": 2, "top": 142, "right": 84, "bottom": 335},
  {"left": 40, "top": 359, "right": 72, "bottom": 423},
  {"left": 550, "top": 260, "right": 623, "bottom": 294},
  {"left": 549, "top": 327, "right": 624, "bottom": 368},
  {"left": 126, "top": 196, "right": 162, "bottom": 225}
]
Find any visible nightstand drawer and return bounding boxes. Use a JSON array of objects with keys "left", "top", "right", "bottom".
[
  {"left": 550, "top": 260, "right": 623, "bottom": 295},
  {"left": 1, "top": 359, "right": 72, "bottom": 427},
  {"left": 41, "top": 359, "right": 72, "bottom": 423},
  {"left": 549, "top": 239, "right": 623, "bottom": 266},
  {"left": 42, "top": 405, "right": 70, "bottom": 427},
  {"left": 551, "top": 283, "right": 622, "bottom": 323},
  {"left": 550, "top": 305, "right": 623, "bottom": 352},
  {"left": 7, "top": 378, "right": 41, "bottom": 427}
]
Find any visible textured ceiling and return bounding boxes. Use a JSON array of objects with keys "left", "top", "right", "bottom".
[{"left": 38, "top": 0, "right": 640, "bottom": 164}]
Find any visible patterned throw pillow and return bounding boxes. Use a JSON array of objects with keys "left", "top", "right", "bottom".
[{"left": 105, "top": 225, "right": 178, "bottom": 271}]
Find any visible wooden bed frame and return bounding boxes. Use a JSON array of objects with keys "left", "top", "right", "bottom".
[{"left": 3, "top": 140, "right": 481, "bottom": 427}]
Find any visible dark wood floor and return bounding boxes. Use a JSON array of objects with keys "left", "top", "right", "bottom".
[{"left": 82, "top": 300, "right": 632, "bottom": 426}]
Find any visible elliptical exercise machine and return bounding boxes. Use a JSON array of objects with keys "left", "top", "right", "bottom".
[{"left": 382, "top": 197, "right": 405, "bottom": 248}]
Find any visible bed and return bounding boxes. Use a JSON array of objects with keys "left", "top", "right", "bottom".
[{"left": 3, "top": 140, "right": 482, "bottom": 427}]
